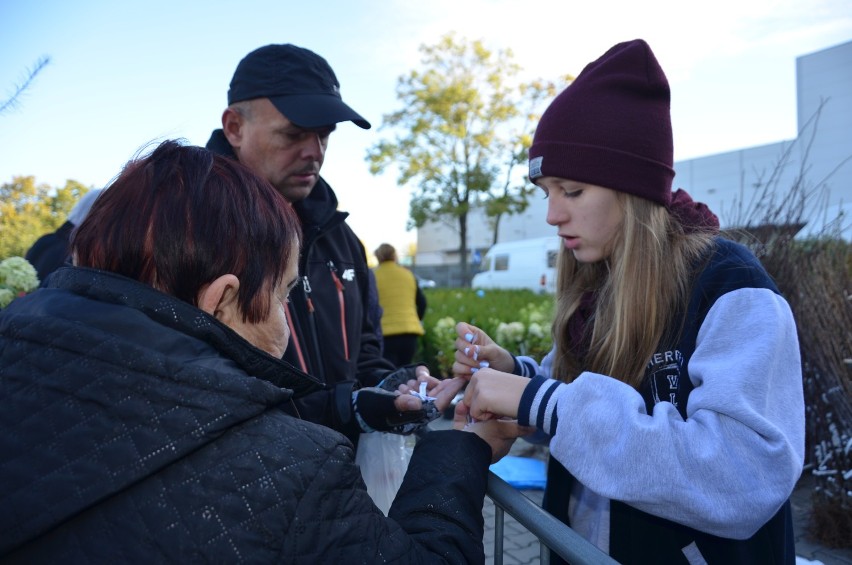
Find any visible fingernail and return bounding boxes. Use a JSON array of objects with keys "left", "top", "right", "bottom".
[
  {"left": 471, "top": 368, "right": 479, "bottom": 373},
  {"left": 465, "top": 332, "right": 475, "bottom": 343},
  {"left": 464, "top": 347, "right": 470, "bottom": 356},
  {"left": 479, "top": 361, "right": 489, "bottom": 368},
  {"left": 473, "top": 345, "right": 480, "bottom": 361}
]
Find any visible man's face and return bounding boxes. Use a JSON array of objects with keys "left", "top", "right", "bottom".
[{"left": 225, "top": 98, "right": 334, "bottom": 203}]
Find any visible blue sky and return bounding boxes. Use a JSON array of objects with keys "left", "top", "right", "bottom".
[{"left": 2, "top": 0, "right": 851, "bottom": 257}]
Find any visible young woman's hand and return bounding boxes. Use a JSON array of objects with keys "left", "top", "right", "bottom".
[
  {"left": 452, "top": 322, "right": 515, "bottom": 378},
  {"left": 462, "top": 368, "right": 528, "bottom": 421}
]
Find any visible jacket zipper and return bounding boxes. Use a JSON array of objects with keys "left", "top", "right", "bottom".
[
  {"left": 284, "top": 302, "right": 307, "bottom": 372},
  {"left": 301, "top": 274, "right": 327, "bottom": 378},
  {"left": 327, "top": 260, "right": 350, "bottom": 361}
]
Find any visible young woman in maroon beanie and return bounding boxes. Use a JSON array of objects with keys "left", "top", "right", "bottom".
[{"left": 453, "top": 39, "right": 804, "bottom": 564}]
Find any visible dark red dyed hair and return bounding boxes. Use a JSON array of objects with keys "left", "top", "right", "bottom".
[{"left": 73, "top": 140, "right": 301, "bottom": 323}]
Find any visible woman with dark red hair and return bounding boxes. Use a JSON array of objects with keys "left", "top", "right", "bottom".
[{"left": 0, "top": 140, "right": 526, "bottom": 562}]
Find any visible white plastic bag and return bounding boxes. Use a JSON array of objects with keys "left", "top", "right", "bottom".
[{"left": 355, "top": 432, "right": 414, "bottom": 515}]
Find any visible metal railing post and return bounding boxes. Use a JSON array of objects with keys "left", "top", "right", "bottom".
[
  {"left": 493, "top": 506, "right": 504, "bottom": 565},
  {"left": 486, "top": 472, "right": 618, "bottom": 565}
]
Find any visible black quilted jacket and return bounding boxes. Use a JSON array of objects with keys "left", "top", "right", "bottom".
[{"left": 0, "top": 267, "right": 490, "bottom": 564}]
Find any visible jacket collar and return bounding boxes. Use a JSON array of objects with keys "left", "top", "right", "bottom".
[
  {"left": 205, "top": 128, "right": 236, "bottom": 159},
  {"left": 48, "top": 266, "right": 324, "bottom": 398}
]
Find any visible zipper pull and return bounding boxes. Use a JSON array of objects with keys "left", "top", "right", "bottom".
[
  {"left": 327, "top": 260, "right": 344, "bottom": 291},
  {"left": 326, "top": 260, "right": 349, "bottom": 360},
  {"left": 302, "top": 275, "right": 315, "bottom": 313}
]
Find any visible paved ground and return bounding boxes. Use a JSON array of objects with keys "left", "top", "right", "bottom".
[{"left": 428, "top": 418, "right": 852, "bottom": 564}]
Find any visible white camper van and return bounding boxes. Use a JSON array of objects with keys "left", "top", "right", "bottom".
[{"left": 470, "top": 236, "right": 561, "bottom": 293}]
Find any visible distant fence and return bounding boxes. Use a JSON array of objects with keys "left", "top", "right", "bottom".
[
  {"left": 412, "top": 264, "right": 481, "bottom": 288},
  {"left": 485, "top": 472, "right": 618, "bottom": 564}
]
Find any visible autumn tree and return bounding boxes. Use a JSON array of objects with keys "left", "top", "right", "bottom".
[
  {"left": 482, "top": 78, "right": 568, "bottom": 247},
  {"left": 367, "top": 33, "right": 569, "bottom": 282},
  {"left": 0, "top": 176, "right": 90, "bottom": 259}
]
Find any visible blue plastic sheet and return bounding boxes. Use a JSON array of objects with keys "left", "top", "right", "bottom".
[{"left": 489, "top": 456, "right": 547, "bottom": 490}]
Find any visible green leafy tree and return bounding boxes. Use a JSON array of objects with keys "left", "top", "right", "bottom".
[
  {"left": 367, "top": 33, "right": 569, "bottom": 282},
  {"left": 0, "top": 176, "right": 89, "bottom": 259},
  {"left": 483, "top": 78, "right": 568, "bottom": 246}
]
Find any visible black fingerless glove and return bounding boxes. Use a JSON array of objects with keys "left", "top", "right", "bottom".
[
  {"left": 375, "top": 364, "right": 420, "bottom": 392},
  {"left": 353, "top": 386, "right": 441, "bottom": 435}
]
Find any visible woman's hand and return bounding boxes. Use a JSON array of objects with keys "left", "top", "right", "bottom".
[
  {"left": 452, "top": 401, "right": 533, "bottom": 463},
  {"left": 452, "top": 322, "right": 515, "bottom": 379},
  {"left": 463, "top": 368, "right": 528, "bottom": 421}
]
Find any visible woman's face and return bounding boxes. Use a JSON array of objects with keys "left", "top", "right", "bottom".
[
  {"left": 539, "top": 177, "right": 624, "bottom": 263},
  {"left": 230, "top": 246, "right": 299, "bottom": 358}
]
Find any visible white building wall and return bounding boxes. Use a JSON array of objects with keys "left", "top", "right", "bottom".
[
  {"left": 674, "top": 141, "right": 797, "bottom": 228},
  {"left": 794, "top": 40, "right": 852, "bottom": 236},
  {"left": 416, "top": 39, "right": 852, "bottom": 266},
  {"left": 416, "top": 206, "right": 555, "bottom": 266}
]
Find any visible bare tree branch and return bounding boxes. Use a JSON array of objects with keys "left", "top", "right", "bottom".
[{"left": 0, "top": 56, "right": 51, "bottom": 116}]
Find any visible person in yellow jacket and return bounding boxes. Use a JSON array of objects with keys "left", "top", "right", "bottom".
[{"left": 372, "top": 243, "right": 427, "bottom": 367}]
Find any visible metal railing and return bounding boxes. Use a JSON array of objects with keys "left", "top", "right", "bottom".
[{"left": 485, "top": 472, "right": 618, "bottom": 565}]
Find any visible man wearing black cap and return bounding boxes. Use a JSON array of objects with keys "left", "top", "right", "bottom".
[{"left": 206, "top": 44, "right": 454, "bottom": 445}]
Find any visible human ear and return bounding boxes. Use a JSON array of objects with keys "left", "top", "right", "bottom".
[
  {"left": 222, "top": 108, "right": 244, "bottom": 147},
  {"left": 197, "top": 274, "right": 242, "bottom": 325}
]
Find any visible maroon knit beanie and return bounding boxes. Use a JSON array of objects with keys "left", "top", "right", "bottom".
[{"left": 529, "top": 39, "right": 674, "bottom": 207}]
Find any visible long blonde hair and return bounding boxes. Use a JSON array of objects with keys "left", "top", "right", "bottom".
[{"left": 550, "top": 193, "right": 714, "bottom": 388}]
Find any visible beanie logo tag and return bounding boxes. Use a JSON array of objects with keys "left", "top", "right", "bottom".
[{"left": 529, "top": 156, "right": 543, "bottom": 180}]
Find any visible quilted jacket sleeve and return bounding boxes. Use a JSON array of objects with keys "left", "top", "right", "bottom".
[{"left": 285, "top": 429, "right": 491, "bottom": 564}]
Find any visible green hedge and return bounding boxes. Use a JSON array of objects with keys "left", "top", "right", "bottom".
[{"left": 415, "top": 288, "right": 555, "bottom": 377}]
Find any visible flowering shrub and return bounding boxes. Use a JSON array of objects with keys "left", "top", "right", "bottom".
[
  {"left": 494, "top": 302, "right": 552, "bottom": 357},
  {"left": 0, "top": 257, "right": 40, "bottom": 309},
  {"left": 417, "top": 288, "right": 554, "bottom": 377},
  {"left": 430, "top": 316, "right": 460, "bottom": 375}
]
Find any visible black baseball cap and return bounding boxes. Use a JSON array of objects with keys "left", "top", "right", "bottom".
[{"left": 227, "top": 44, "right": 371, "bottom": 129}]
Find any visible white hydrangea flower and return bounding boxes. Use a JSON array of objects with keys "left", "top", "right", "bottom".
[
  {"left": 0, "top": 288, "right": 14, "bottom": 309},
  {"left": 433, "top": 316, "right": 457, "bottom": 334},
  {"left": 496, "top": 321, "right": 525, "bottom": 344},
  {"left": 0, "top": 256, "right": 39, "bottom": 294},
  {"left": 527, "top": 322, "right": 544, "bottom": 339}
]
